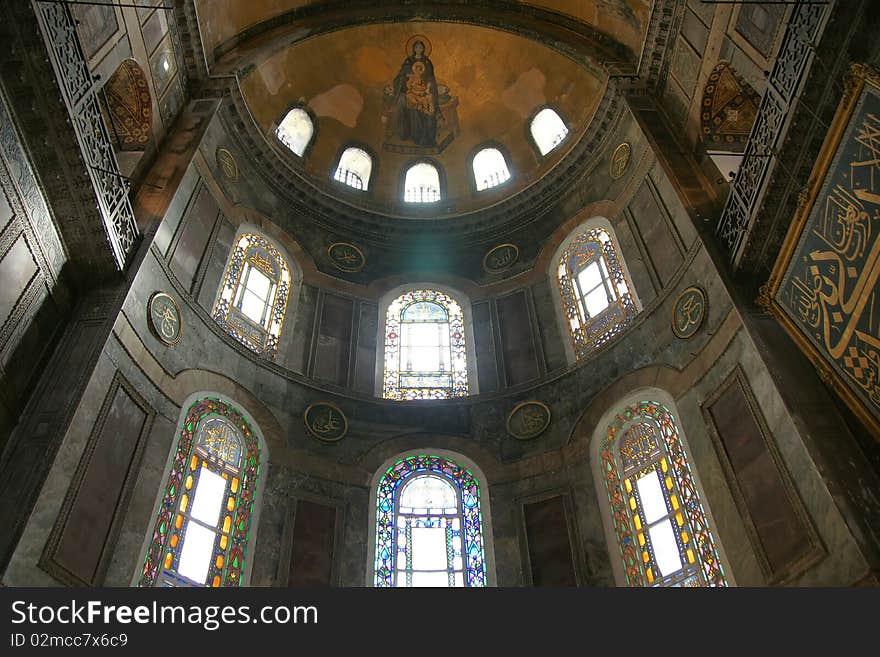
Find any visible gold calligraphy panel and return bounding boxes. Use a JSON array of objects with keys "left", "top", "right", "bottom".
[
  {"left": 506, "top": 401, "right": 551, "bottom": 440},
  {"left": 672, "top": 286, "right": 707, "bottom": 339},
  {"left": 770, "top": 64, "right": 880, "bottom": 437}
]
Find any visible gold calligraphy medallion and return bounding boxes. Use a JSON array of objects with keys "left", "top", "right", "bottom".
[
  {"left": 506, "top": 401, "right": 551, "bottom": 440},
  {"left": 672, "top": 286, "right": 707, "bottom": 339},
  {"left": 304, "top": 402, "right": 348, "bottom": 442},
  {"left": 148, "top": 292, "right": 182, "bottom": 345},
  {"left": 482, "top": 243, "right": 520, "bottom": 274}
]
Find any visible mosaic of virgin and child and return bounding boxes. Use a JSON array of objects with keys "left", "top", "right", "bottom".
[{"left": 383, "top": 37, "right": 459, "bottom": 152}]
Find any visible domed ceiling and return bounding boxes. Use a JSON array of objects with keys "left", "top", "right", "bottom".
[{"left": 239, "top": 21, "right": 607, "bottom": 215}]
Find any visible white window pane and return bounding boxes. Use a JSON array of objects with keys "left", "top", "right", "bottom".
[
  {"left": 405, "top": 347, "right": 442, "bottom": 372},
  {"left": 584, "top": 286, "right": 610, "bottom": 317},
  {"left": 577, "top": 261, "right": 602, "bottom": 293},
  {"left": 649, "top": 519, "right": 683, "bottom": 576},
  {"left": 411, "top": 526, "right": 448, "bottom": 570},
  {"left": 404, "top": 163, "right": 441, "bottom": 203},
  {"left": 240, "top": 291, "right": 266, "bottom": 324},
  {"left": 530, "top": 108, "right": 569, "bottom": 155},
  {"left": 245, "top": 267, "right": 271, "bottom": 299},
  {"left": 453, "top": 571, "right": 464, "bottom": 587},
  {"left": 276, "top": 108, "right": 313, "bottom": 157},
  {"left": 473, "top": 148, "right": 511, "bottom": 191},
  {"left": 335, "top": 147, "right": 372, "bottom": 190},
  {"left": 636, "top": 470, "right": 668, "bottom": 525},
  {"left": 190, "top": 468, "right": 226, "bottom": 527},
  {"left": 409, "top": 571, "right": 451, "bottom": 587},
  {"left": 403, "top": 322, "right": 443, "bottom": 347},
  {"left": 177, "top": 522, "right": 216, "bottom": 584},
  {"left": 400, "top": 476, "right": 457, "bottom": 512}
]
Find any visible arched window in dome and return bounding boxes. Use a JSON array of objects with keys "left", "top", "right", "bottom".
[
  {"left": 275, "top": 107, "right": 314, "bottom": 157},
  {"left": 472, "top": 146, "right": 511, "bottom": 191},
  {"left": 403, "top": 162, "right": 442, "bottom": 203},
  {"left": 212, "top": 232, "right": 292, "bottom": 360},
  {"left": 373, "top": 454, "right": 488, "bottom": 587},
  {"left": 333, "top": 146, "right": 373, "bottom": 190},
  {"left": 529, "top": 107, "right": 569, "bottom": 156},
  {"left": 139, "top": 396, "right": 263, "bottom": 587},
  {"left": 597, "top": 400, "right": 727, "bottom": 587},
  {"left": 382, "top": 289, "right": 468, "bottom": 400},
  {"left": 556, "top": 224, "right": 638, "bottom": 359}
]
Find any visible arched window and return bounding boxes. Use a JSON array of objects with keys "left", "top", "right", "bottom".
[
  {"left": 472, "top": 147, "right": 511, "bottom": 191},
  {"left": 598, "top": 400, "right": 727, "bottom": 587},
  {"left": 530, "top": 107, "right": 569, "bottom": 156},
  {"left": 275, "top": 107, "right": 314, "bottom": 157},
  {"left": 382, "top": 289, "right": 468, "bottom": 400},
  {"left": 403, "top": 162, "right": 441, "bottom": 203},
  {"left": 139, "top": 396, "right": 263, "bottom": 587},
  {"left": 333, "top": 146, "right": 373, "bottom": 190},
  {"left": 212, "top": 232, "right": 292, "bottom": 359},
  {"left": 373, "top": 454, "right": 488, "bottom": 587},
  {"left": 556, "top": 225, "right": 638, "bottom": 359}
]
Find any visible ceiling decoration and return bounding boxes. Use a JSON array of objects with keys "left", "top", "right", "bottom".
[{"left": 101, "top": 59, "right": 152, "bottom": 151}]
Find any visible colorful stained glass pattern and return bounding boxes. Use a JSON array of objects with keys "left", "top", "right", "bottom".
[
  {"left": 600, "top": 401, "right": 727, "bottom": 587},
  {"left": 139, "top": 397, "right": 261, "bottom": 588},
  {"left": 212, "top": 233, "right": 292, "bottom": 359},
  {"left": 383, "top": 290, "right": 468, "bottom": 400},
  {"left": 557, "top": 227, "right": 638, "bottom": 359},
  {"left": 374, "top": 455, "right": 487, "bottom": 587}
]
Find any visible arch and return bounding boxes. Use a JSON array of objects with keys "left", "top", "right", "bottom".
[
  {"left": 332, "top": 144, "right": 374, "bottom": 191},
  {"left": 590, "top": 388, "right": 730, "bottom": 587},
  {"left": 100, "top": 58, "right": 152, "bottom": 152},
  {"left": 471, "top": 144, "right": 512, "bottom": 191},
  {"left": 211, "top": 227, "right": 297, "bottom": 360},
  {"left": 137, "top": 392, "right": 268, "bottom": 587},
  {"left": 528, "top": 106, "right": 569, "bottom": 156},
  {"left": 550, "top": 217, "right": 641, "bottom": 363},
  {"left": 375, "top": 284, "right": 478, "bottom": 399},
  {"left": 402, "top": 160, "right": 443, "bottom": 203},
  {"left": 275, "top": 106, "right": 315, "bottom": 157},
  {"left": 366, "top": 449, "right": 497, "bottom": 587}
]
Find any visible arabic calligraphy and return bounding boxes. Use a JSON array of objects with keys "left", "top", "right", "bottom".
[
  {"left": 778, "top": 83, "right": 880, "bottom": 418},
  {"left": 328, "top": 243, "right": 365, "bottom": 273},
  {"left": 149, "top": 292, "right": 181, "bottom": 345},
  {"left": 610, "top": 142, "right": 631, "bottom": 180},
  {"left": 507, "top": 401, "right": 551, "bottom": 440},
  {"left": 483, "top": 243, "right": 519, "bottom": 274},
  {"left": 672, "top": 287, "right": 707, "bottom": 339},
  {"left": 304, "top": 403, "right": 348, "bottom": 442}
]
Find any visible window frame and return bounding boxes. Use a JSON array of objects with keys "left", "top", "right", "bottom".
[
  {"left": 590, "top": 391, "right": 732, "bottom": 588},
  {"left": 329, "top": 142, "right": 377, "bottom": 194},
  {"left": 271, "top": 103, "right": 318, "bottom": 160},
  {"left": 467, "top": 141, "right": 514, "bottom": 193},
  {"left": 399, "top": 157, "right": 446, "bottom": 205},
  {"left": 136, "top": 394, "right": 267, "bottom": 588},
  {"left": 525, "top": 104, "right": 571, "bottom": 158},
  {"left": 367, "top": 450, "right": 497, "bottom": 588}
]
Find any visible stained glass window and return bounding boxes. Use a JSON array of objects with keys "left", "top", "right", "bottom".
[
  {"left": 374, "top": 455, "right": 487, "bottom": 587},
  {"left": 212, "top": 233, "right": 292, "bottom": 359},
  {"left": 383, "top": 289, "right": 468, "bottom": 400},
  {"left": 600, "top": 401, "right": 727, "bottom": 587},
  {"left": 275, "top": 107, "right": 313, "bottom": 157},
  {"left": 404, "top": 162, "right": 441, "bottom": 203},
  {"left": 139, "top": 397, "right": 261, "bottom": 588},
  {"left": 530, "top": 108, "right": 569, "bottom": 156},
  {"left": 333, "top": 146, "right": 372, "bottom": 190},
  {"left": 557, "top": 226, "right": 638, "bottom": 359},
  {"left": 473, "top": 147, "right": 511, "bottom": 191}
]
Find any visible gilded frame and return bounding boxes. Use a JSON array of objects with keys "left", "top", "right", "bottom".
[{"left": 764, "top": 63, "right": 880, "bottom": 439}]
